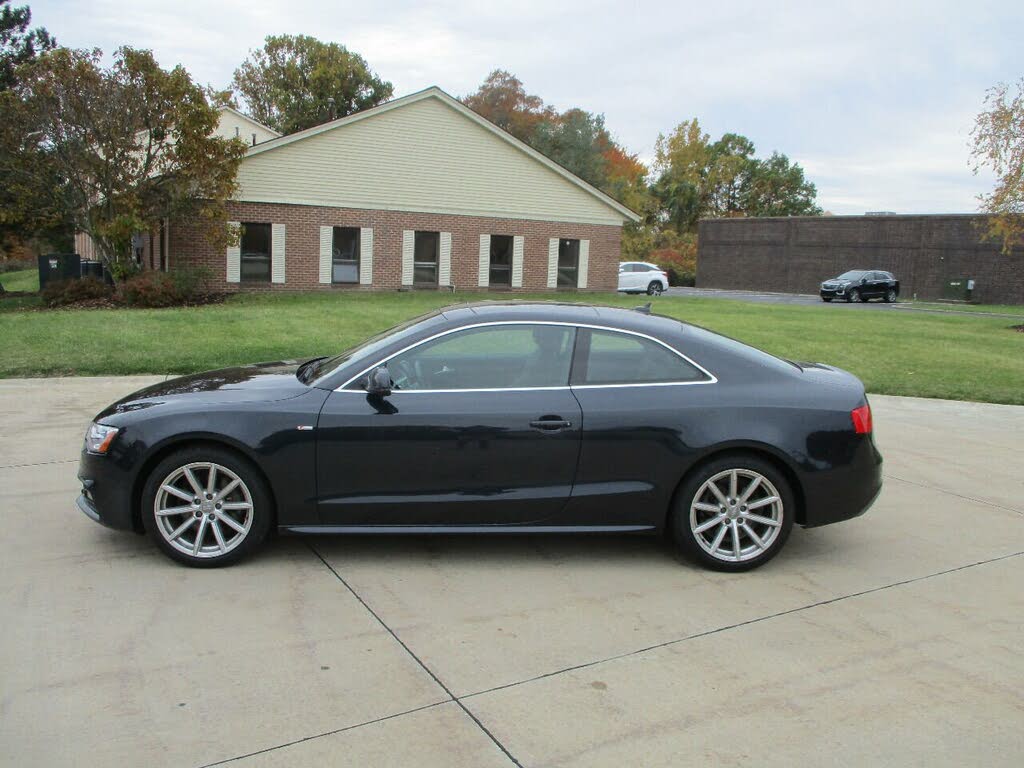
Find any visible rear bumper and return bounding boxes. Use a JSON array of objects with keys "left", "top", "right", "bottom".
[{"left": 800, "top": 437, "right": 884, "bottom": 527}]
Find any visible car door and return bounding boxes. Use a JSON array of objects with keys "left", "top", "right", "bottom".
[
  {"left": 556, "top": 326, "right": 716, "bottom": 527},
  {"left": 619, "top": 263, "right": 637, "bottom": 291},
  {"left": 315, "top": 323, "right": 582, "bottom": 527}
]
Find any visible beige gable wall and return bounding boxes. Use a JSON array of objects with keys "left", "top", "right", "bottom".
[
  {"left": 215, "top": 109, "right": 279, "bottom": 146},
  {"left": 235, "top": 96, "right": 628, "bottom": 226}
]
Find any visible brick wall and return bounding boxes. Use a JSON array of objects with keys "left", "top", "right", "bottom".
[
  {"left": 697, "top": 215, "right": 1024, "bottom": 305},
  {"left": 168, "top": 202, "right": 622, "bottom": 292}
]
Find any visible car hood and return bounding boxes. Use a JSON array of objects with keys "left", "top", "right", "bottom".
[{"left": 95, "top": 359, "right": 313, "bottom": 419}]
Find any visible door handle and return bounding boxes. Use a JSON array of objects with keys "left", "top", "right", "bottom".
[{"left": 530, "top": 417, "right": 572, "bottom": 431}]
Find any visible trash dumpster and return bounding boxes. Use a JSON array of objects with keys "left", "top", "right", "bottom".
[
  {"left": 942, "top": 277, "right": 974, "bottom": 301},
  {"left": 38, "top": 253, "right": 81, "bottom": 290}
]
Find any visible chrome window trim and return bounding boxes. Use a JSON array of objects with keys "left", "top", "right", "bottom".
[{"left": 335, "top": 320, "right": 717, "bottom": 392}]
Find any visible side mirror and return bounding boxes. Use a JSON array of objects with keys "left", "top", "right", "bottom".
[
  {"left": 861, "top": 277, "right": 868, "bottom": 285},
  {"left": 363, "top": 365, "right": 392, "bottom": 397}
]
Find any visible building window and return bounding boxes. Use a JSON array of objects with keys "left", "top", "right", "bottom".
[
  {"left": 332, "top": 227, "right": 360, "bottom": 283},
  {"left": 489, "top": 235, "right": 513, "bottom": 287},
  {"left": 414, "top": 231, "right": 439, "bottom": 286},
  {"left": 557, "top": 238, "right": 580, "bottom": 287},
  {"left": 241, "top": 223, "right": 272, "bottom": 283}
]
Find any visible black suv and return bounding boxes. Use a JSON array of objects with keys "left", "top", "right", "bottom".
[{"left": 820, "top": 270, "right": 899, "bottom": 303}]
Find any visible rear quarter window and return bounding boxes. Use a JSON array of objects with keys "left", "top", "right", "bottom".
[{"left": 576, "top": 329, "right": 709, "bottom": 386}]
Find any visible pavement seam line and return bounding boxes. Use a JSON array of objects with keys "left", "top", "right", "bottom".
[
  {"left": 307, "top": 543, "right": 525, "bottom": 768},
  {"left": 0, "top": 458, "right": 78, "bottom": 470},
  {"left": 461, "top": 549, "right": 1024, "bottom": 702},
  {"left": 196, "top": 700, "right": 451, "bottom": 767},
  {"left": 884, "top": 472, "right": 1023, "bottom": 515}
]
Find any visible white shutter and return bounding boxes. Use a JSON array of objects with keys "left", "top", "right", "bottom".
[
  {"left": 511, "top": 236, "right": 524, "bottom": 288},
  {"left": 439, "top": 231, "right": 452, "bottom": 287},
  {"left": 359, "top": 227, "right": 373, "bottom": 285},
  {"left": 271, "top": 223, "right": 286, "bottom": 284},
  {"left": 547, "top": 238, "right": 559, "bottom": 288},
  {"left": 401, "top": 230, "right": 414, "bottom": 286},
  {"left": 578, "top": 239, "right": 590, "bottom": 288},
  {"left": 319, "top": 226, "right": 333, "bottom": 284},
  {"left": 478, "top": 234, "right": 490, "bottom": 287},
  {"left": 226, "top": 221, "right": 240, "bottom": 283}
]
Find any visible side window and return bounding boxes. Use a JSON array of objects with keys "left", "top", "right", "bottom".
[
  {"left": 576, "top": 329, "right": 708, "bottom": 386},
  {"left": 386, "top": 325, "right": 575, "bottom": 391},
  {"left": 240, "top": 223, "right": 271, "bottom": 282}
]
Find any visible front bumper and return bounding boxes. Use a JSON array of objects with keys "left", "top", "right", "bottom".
[
  {"left": 819, "top": 287, "right": 846, "bottom": 299},
  {"left": 77, "top": 448, "right": 139, "bottom": 531}
]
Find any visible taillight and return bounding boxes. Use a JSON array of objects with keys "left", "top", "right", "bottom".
[{"left": 851, "top": 404, "right": 872, "bottom": 434}]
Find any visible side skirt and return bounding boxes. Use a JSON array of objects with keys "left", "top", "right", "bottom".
[{"left": 280, "top": 524, "right": 656, "bottom": 535}]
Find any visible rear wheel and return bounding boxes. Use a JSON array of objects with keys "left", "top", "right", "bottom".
[
  {"left": 141, "top": 446, "right": 272, "bottom": 567},
  {"left": 647, "top": 281, "right": 664, "bottom": 296},
  {"left": 672, "top": 455, "right": 795, "bottom": 571},
  {"left": 847, "top": 289, "right": 859, "bottom": 303},
  {"left": 884, "top": 288, "right": 897, "bottom": 303}
]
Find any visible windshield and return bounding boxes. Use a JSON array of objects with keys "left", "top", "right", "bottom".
[
  {"left": 837, "top": 270, "right": 867, "bottom": 280},
  {"left": 303, "top": 310, "right": 442, "bottom": 385}
]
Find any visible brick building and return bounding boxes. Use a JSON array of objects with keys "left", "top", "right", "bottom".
[
  {"left": 697, "top": 214, "right": 1024, "bottom": 305},
  {"left": 131, "top": 87, "right": 638, "bottom": 293}
]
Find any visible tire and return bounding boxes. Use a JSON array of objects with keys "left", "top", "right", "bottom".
[
  {"left": 647, "top": 281, "right": 664, "bottom": 296},
  {"left": 847, "top": 289, "right": 859, "bottom": 303},
  {"left": 822, "top": 297, "right": 832, "bottom": 303},
  {"left": 671, "top": 454, "right": 795, "bottom": 572},
  {"left": 141, "top": 445, "right": 273, "bottom": 568},
  {"left": 884, "top": 289, "right": 897, "bottom": 303}
]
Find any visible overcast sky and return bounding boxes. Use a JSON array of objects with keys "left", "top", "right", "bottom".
[{"left": 31, "top": 0, "right": 1024, "bottom": 214}]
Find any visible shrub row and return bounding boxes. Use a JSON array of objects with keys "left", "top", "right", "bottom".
[{"left": 41, "top": 267, "right": 213, "bottom": 308}]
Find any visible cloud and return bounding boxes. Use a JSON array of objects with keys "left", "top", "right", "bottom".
[{"left": 31, "top": 0, "right": 1024, "bottom": 214}]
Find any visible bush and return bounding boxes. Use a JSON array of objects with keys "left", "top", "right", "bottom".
[
  {"left": 41, "top": 278, "right": 113, "bottom": 307},
  {"left": 649, "top": 246, "right": 697, "bottom": 287},
  {"left": 116, "top": 266, "right": 210, "bottom": 308}
]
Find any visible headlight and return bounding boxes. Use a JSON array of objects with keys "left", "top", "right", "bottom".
[{"left": 85, "top": 423, "right": 120, "bottom": 454}]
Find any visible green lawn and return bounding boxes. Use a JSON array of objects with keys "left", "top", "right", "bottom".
[
  {"left": 0, "top": 290, "right": 1022, "bottom": 404},
  {"left": 0, "top": 268, "right": 39, "bottom": 293},
  {"left": 905, "top": 300, "right": 1024, "bottom": 317}
]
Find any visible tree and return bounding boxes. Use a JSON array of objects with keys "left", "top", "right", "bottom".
[
  {"left": 0, "top": 0, "right": 52, "bottom": 91},
  {"left": 232, "top": 35, "right": 392, "bottom": 134},
  {"left": 531, "top": 108, "right": 611, "bottom": 188},
  {"left": 971, "top": 77, "right": 1024, "bottom": 252},
  {"left": 461, "top": 69, "right": 553, "bottom": 144},
  {"left": 4, "top": 46, "right": 248, "bottom": 278},
  {"left": 652, "top": 118, "right": 820, "bottom": 231},
  {"left": 743, "top": 152, "right": 821, "bottom": 217}
]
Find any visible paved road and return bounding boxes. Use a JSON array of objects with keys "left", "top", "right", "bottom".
[
  {"left": 1, "top": 377, "right": 1022, "bottom": 767},
  {"left": 665, "top": 286, "right": 1024, "bottom": 318}
]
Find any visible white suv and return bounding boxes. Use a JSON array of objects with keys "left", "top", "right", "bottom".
[{"left": 618, "top": 262, "right": 669, "bottom": 295}]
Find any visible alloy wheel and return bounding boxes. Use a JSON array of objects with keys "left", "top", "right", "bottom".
[
  {"left": 886, "top": 289, "right": 896, "bottom": 302},
  {"left": 648, "top": 282, "right": 664, "bottom": 296},
  {"left": 848, "top": 289, "right": 859, "bottom": 303},
  {"left": 154, "top": 462, "right": 254, "bottom": 559},
  {"left": 689, "top": 468, "right": 784, "bottom": 562}
]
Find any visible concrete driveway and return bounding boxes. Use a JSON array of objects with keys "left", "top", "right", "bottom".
[{"left": 1, "top": 377, "right": 1021, "bottom": 767}]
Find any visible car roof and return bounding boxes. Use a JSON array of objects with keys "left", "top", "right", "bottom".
[{"left": 439, "top": 301, "right": 685, "bottom": 336}]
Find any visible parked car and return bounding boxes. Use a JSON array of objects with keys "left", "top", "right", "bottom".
[
  {"left": 820, "top": 270, "right": 900, "bottom": 303},
  {"left": 618, "top": 262, "right": 669, "bottom": 295},
  {"left": 77, "top": 302, "right": 882, "bottom": 572}
]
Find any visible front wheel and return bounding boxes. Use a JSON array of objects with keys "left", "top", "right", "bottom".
[
  {"left": 647, "top": 281, "right": 664, "bottom": 296},
  {"left": 847, "top": 289, "right": 859, "bottom": 303},
  {"left": 141, "top": 446, "right": 272, "bottom": 567},
  {"left": 884, "top": 289, "right": 897, "bottom": 303},
  {"left": 672, "top": 455, "right": 795, "bottom": 571}
]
